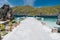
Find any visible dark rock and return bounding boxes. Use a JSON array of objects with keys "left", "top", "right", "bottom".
[
  {"left": 0, "top": 4, "right": 14, "bottom": 21},
  {"left": 56, "top": 12, "right": 60, "bottom": 25},
  {"left": 56, "top": 20, "right": 60, "bottom": 25},
  {"left": 0, "top": 34, "right": 1, "bottom": 40}
]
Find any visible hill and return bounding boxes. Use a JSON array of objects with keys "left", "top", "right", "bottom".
[{"left": 12, "top": 5, "right": 60, "bottom": 16}]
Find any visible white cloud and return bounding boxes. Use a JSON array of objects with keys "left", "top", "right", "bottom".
[
  {"left": 23, "top": 0, "right": 36, "bottom": 6},
  {"left": 0, "top": 0, "right": 13, "bottom": 7}
]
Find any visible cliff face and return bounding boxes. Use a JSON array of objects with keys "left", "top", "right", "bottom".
[
  {"left": 12, "top": 5, "right": 60, "bottom": 16},
  {"left": 0, "top": 4, "right": 14, "bottom": 21}
]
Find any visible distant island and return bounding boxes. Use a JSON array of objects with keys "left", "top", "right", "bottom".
[{"left": 12, "top": 5, "right": 60, "bottom": 16}]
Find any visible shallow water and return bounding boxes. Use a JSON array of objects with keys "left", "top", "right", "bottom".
[
  {"left": 15, "top": 17, "right": 60, "bottom": 28},
  {"left": 40, "top": 18, "right": 60, "bottom": 28}
]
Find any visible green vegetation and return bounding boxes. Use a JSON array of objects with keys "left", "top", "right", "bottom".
[
  {"left": 0, "top": 24, "right": 5, "bottom": 30},
  {"left": 12, "top": 5, "right": 60, "bottom": 16}
]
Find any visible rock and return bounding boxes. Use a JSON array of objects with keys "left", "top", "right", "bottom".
[{"left": 0, "top": 4, "right": 14, "bottom": 21}]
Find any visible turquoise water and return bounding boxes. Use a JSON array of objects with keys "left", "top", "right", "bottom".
[
  {"left": 42, "top": 18, "right": 60, "bottom": 28},
  {"left": 15, "top": 17, "right": 60, "bottom": 28}
]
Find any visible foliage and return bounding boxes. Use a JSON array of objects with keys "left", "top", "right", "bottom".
[
  {"left": 0, "top": 24, "right": 5, "bottom": 30},
  {"left": 12, "top": 5, "right": 60, "bottom": 16}
]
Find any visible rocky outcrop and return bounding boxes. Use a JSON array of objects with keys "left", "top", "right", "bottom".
[
  {"left": 0, "top": 4, "right": 14, "bottom": 21},
  {"left": 56, "top": 20, "right": 60, "bottom": 25},
  {"left": 56, "top": 12, "right": 60, "bottom": 25}
]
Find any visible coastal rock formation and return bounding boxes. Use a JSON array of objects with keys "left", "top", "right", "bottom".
[
  {"left": 56, "top": 20, "right": 60, "bottom": 25},
  {"left": 56, "top": 12, "right": 60, "bottom": 25},
  {"left": 0, "top": 4, "right": 14, "bottom": 21}
]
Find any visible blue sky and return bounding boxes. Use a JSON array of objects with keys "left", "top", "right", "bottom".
[{"left": 0, "top": 0, "right": 60, "bottom": 7}]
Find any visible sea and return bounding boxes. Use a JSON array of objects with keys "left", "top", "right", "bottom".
[{"left": 14, "top": 16, "right": 60, "bottom": 28}]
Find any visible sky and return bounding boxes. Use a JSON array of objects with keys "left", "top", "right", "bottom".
[{"left": 0, "top": 0, "right": 60, "bottom": 7}]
